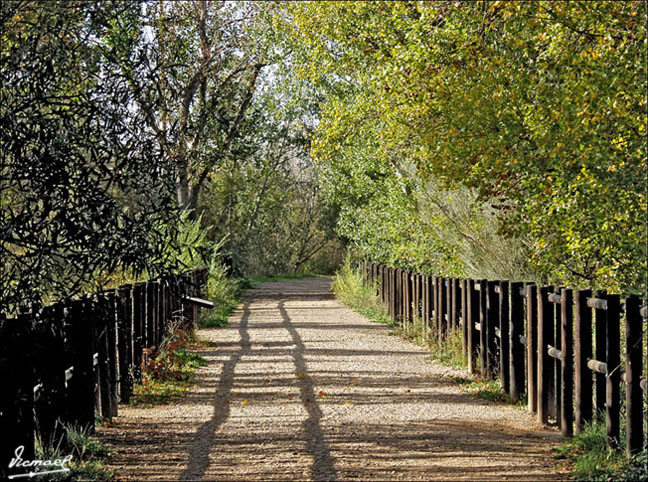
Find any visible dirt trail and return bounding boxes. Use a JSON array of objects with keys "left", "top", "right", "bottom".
[{"left": 98, "top": 277, "right": 566, "bottom": 481}]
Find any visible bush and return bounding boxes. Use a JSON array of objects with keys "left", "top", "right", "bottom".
[
  {"left": 34, "top": 423, "right": 113, "bottom": 481},
  {"left": 332, "top": 256, "right": 394, "bottom": 326},
  {"left": 555, "top": 420, "right": 647, "bottom": 481},
  {"left": 199, "top": 257, "right": 240, "bottom": 328},
  {"left": 130, "top": 324, "right": 206, "bottom": 406}
]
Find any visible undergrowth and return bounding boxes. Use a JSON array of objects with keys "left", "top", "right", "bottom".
[
  {"left": 31, "top": 423, "right": 113, "bottom": 481},
  {"left": 332, "top": 257, "right": 395, "bottom": 326},
  {"left": 555, "top": 420, "right": 647, "bottom": 481},
  {"left": 130, "top": 325, "right": 206, "bottom": 406},
  {"left": 199, "top": 257, "right": 240, "bottom": 328}
]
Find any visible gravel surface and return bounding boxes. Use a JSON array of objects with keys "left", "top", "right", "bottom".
[{"left": 98, "top": 277, "right": 566, "bottom": 481}]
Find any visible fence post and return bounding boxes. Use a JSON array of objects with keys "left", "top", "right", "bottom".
[
  {"left": 35, "top": 304, "right": 68, "bottom": 447},
  {"left": 487, "top": 281, "right": 500, "bottom": 378},
  {"left": 132, "top": 283, "right": 145, "bottom": 380},
  {"left": 526, "top": 284, "right": 538, "bottom": 414},
  {"left": 451, "top": 278, "right": 458, "bottom": 332},
  {"left": 106, "top": 291, "right": 119, "bottom": 418},
  {"left": 422, "top": 275, "right": 429, "bottom": 340},
  {"left": 537, "top": 286, "right": 552, "bottom": 424},
  {"left": 553, "top": 287, "right": 562, "bottom": 428},
  {"left": 594, "top": 290, "right": 607, "bottom": 416},
  {"left": 445, "top": 277, "right": 451, "bottom": 334},
  {"left": 439, "top": 278, "right": 448, "bottom": 343},
  {"left": 606, "top": 294, "right": 621, "bottom": 448},
  {"left": 467, "top": 279, "right": 479, "bottom": 374},
  {"left": 499, "top": 281, "right": 510, "bottom": 392},
  {"left": 0, "top": 315, "right": 36, "bottom": 478},
  {"left": 624, "top": 295, "right": 643, "bottom": 457},
  {"left": 574, "top": 289, "right": 592, "bottom": 434},
  {"left": 461, "top": 279, "right": 468, "bottom": 359},
  {"left": 400, "top": 270, "right": 414, "bottom": 332},
  {"left": 116, "top": 286, "right": 133, "bottom": 403},
  {"left": 509, "top": 282, "right": 524, "bottom": 402},
  {"left": 560, "top": 288, "right": 574, "bottom": 437},
  {"left": 478, "top": 279, "right": 488, "bottom": 377}
]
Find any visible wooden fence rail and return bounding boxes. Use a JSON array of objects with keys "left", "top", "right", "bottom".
[
  {"left": 0, "top": 267, "right": 209, "bottom": 479},
  {"left": 362, "top": 262, "right": 647, "bottom": 458}
]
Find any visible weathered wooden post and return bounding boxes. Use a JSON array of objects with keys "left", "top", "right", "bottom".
[
  {"left": 486, "top": 281, "right": 500, "bottom": 378},
  {"left": 509, "top": 282, "right": 525, "bottom": 402},
  {"left": 594, "top": 290, "right": 607, "bottom": 416},
  {"left": 553, "top": 287, "right": 562, "bottom": 428},
  {"left": 467, "top": 279, "right": 479, "bottom": 374},
  {"left": 451, "top": 278, "right": 458, "bottom": 332},
  {"left": 624, "top": 295, "right": 643, "bottom": 457},
  {"left": 606, "top": 294, "right": 621, "bottom": 448},
  {"left": 560, "top": 288, "right": 574, "bottom": 437},
  {"left": 116, "top": 286, "right": 133, "bottom": 403},
  {"left": 499, "top": 281, "right": 510, "bottom": 391},
  {"left": 537, "top": 286, "right": 552, "bottom": 424},
  {"left": 105, "top": 291, "right": 119, "bottom": 418},
  {"left": 574, "top": 289, "right": 592, "bottom": 434},
  {"left": 461, "top": 279, "right": 468, "bottom": 359},
  {"left": 1, "top": 315, "right": 36, "bottom": 472},
  {"left": 478, "top": 279, "right": 488, "bottom": 377},
  {"left": 526, "top": 284, "right": 538, "bottom": 414},
  {"left": 132, "top": 282, "right": 145, "bottom": 380},
  {"left": 439, "top": 278, "right": 448, "bottom": 343}
]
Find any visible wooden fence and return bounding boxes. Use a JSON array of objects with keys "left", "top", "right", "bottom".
[
  {"left": 0, "top": 267, "right": 208, "bottom": 478},
  {"left": 363, "top": 262, "right": 647, "bottom": 458}
]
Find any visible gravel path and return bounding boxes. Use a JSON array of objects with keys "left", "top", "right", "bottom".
[{"left": 98, "top": 277, "right": 566, "bottom": 481}]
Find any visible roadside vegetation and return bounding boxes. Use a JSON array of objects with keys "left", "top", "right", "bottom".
[
  {"left": 332, "top": 258, "right": 395, "bottom": 327},
  {"left": 129, "top": 324, "right": 207, "bottom": 407},
  {"left": 35, "top": 424, "right": 114, "bottom": 481},
  {"left": 556, "top": 420, "right": 647, "bottom": 481}
]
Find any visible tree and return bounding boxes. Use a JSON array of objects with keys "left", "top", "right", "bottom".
[
  {"left": 277, "top": 0, "right": 647, "bottom": 292},
  {"left": 124, "top": 0, "right": 267, "bottom": 214},
  {"left": 0, "top": 0, "right": 177, "bottom": 312}
]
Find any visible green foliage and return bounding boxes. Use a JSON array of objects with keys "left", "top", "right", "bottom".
[
  {"left": 130, "top": 326, "right": 206, "bottom": 406},
  {"left": 332, "top": 257, "right": 395, "bottom": 326},
  {"left": 35, "top": 423, "right": 113, "bottom": 481},
  {"left": 199, "top": 257, "right": 240, "bottom": 328},
  {"left": 453, "top": 378, "right": 521, "bottom": 405},
  {"left": 157, "top": 210, "right": 215, "bottom": 272},
  {"left": 0, "top": 1, "right": 179, "bottom": 312},
  {"left": 555, "top": 421, "right": 630, "bottom": 480},
  {"left": 426, "top": 330, "right": 466, "bottom": 370},
  {"left": 277, "top": 0, "right": 647, "bottom": 293}
]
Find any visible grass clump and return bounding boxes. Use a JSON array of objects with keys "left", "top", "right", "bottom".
[
  {"left": 555, "top": 420, "right": 647, "bottom": 481},
  {"left": 332, "top": 257, "right": 395, "bottom": 326},
  {"left": 452, "top": 377, "right": 517, "bottom": 404},
  {"left": 199, "top": 258, "right": 240, "bottom": 328},
  {"left": 427, "top": 329, "right": 466, "bottom": 369},
  {"left": 130, "top": 325, "right": 206, "bottom": 406},
  {"left": 33, "top": 423, "right": 113, "bottom": 481}
]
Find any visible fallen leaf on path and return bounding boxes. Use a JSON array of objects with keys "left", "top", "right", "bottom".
[
  {"left": 304, "top": 398, "right": 311, "bottom": 404},
  {"left": 344, "top": 402, "right": 353, "bottom": 406},
  {"left": 352, "top": 377, "right": 359, "bottom": 383},
  {"left": 241, "top": 400, "right": 248, "bottom": 405},
  {"left": 317, "top": 391, "right": 326, "bottom": 398},
  {"left": 297, "top": 372, "right": 308, "bottom": 379}
]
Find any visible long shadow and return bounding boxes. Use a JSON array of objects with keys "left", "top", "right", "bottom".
[
  {"left": 278, "top": 300, "right": 338, "bottom": 482},
  {"left": 179, "top": 302, "right": 251, "bottom": 480}
]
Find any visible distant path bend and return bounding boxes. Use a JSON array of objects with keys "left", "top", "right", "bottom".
[{"left": 99, "top": 277, "right": 566, "bottom": 481}]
